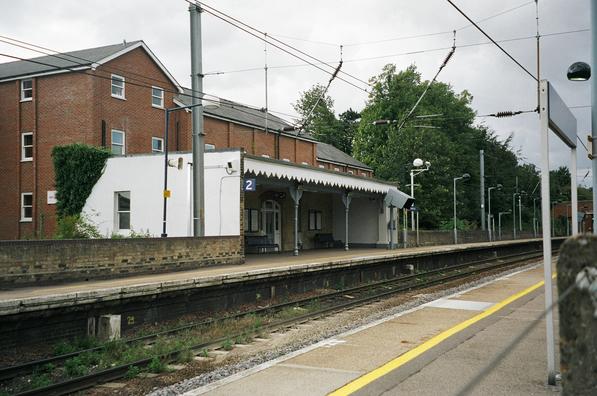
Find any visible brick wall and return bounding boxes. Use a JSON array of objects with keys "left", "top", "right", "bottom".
[{"left": 0, "top": 236, "right": 243, "bottom": 287}]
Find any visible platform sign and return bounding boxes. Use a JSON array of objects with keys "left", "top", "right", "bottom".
[
  {"left": 547, "top": 81, "right": 577, "bottom": 148},
  {"left": 244, "top": 178, "right": 256, "bottom": 192}
]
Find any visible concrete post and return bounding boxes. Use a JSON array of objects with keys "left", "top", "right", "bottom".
[
  {"left": 389, "top": 206, "right": 394, "bottom": 249},
  {"left": 557, "top": 235, "right": 597, "bottom": 394},
  {"left": 98, "top": 315, "right": 121, "bottom": 341},
  {"left": 592, "top": 0, "right": 597, "bottom": 234}
]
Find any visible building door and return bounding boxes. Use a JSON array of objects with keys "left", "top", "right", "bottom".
[{"left": 262, "top": 200, "right": 281, "bottom": 248}]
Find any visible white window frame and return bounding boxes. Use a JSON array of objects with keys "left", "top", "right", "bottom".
[
  {"left": 21, "top": 132, "right": 33, "bottom": 161},
  {"left": 115, "top": 191, "right": 131, "bottom": 230},
  {"left": 152, "top": 137, "right": 164, "bottom": 153},
  {"left": 20, "top": 79, "right": 33, "bottom": 101},
  {"left": 111, "top": 74, "right": 125, "bottom": 99},
  {"left": 21, "top": 192, "right": 33, "bottom": 222},
  {"left": 205, "top": 143, "right": 216, "bottom": 151},
  {"left": 151, "top": 86, "right": 164, "bottom": 108},
  {"left": 111, "top": 129, "right": 125, "bottom": 155}
]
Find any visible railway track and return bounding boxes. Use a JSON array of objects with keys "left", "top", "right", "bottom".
[{"left": 2, "top": 250, "right": 548, "bottom": 396}]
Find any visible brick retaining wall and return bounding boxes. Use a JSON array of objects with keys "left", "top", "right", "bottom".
[{"left": 0, "top": 236, "right": 243, "bottom": 287}]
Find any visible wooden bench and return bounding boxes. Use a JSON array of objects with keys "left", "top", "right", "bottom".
[
  {"left": 245, "top": 235, "right": 279, "bottom": 253},
  {"left": 313, "top": 233, "right": 340, "bottom": 248}
]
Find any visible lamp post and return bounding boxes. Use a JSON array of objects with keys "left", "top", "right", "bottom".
[
  {"left": 518, "top": 191, "right": 526, "bottom": 234},
  {"left": 161, "top": 99, "right": 220, "bottom": 238},
  {"left": 567, "top": 58, "right": 595, "bottom": 235},
  {"left": 498, "top": 210, "right": 511, "bottom": 240},
  {"left": 487, "top": 184, "right": 502, "bottom": 241},
  {"left": 409, "top": 158, "right": 431, "bottom": 231},
  {"left": 512, "top": 192, "right": 521, "bottom": 239},
  {"left": 453, "top": 173, "right": 471, "bottom": 244}
]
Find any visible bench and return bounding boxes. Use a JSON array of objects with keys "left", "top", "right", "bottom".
[
  {"left": 313, "top": 233, "right": 341, "bottom": 248},
  {"left": 245, "top": 235, "right": 279, "bottom": 254}
]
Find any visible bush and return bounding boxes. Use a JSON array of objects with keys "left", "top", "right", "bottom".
[
  {"left": 52, "top": 144, "right": 110, "bottom": 218},
  {"left": 55, "top": 214, "right": 101, "bottom": 239}
]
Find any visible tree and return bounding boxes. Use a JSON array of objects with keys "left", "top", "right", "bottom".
[
  {"left": 337, "top": 108, "right": 360, "bottom": 155},
  {"left": 292, "top": 84, "right": 339, "bottom": 147}
]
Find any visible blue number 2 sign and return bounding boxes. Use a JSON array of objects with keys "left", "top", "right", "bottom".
[{"left": 244, "top": 178, "right": 256, "bottom": 191}]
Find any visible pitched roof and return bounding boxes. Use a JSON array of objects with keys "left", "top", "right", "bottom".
[
  {"left": 316, "top": 142, "right": 372, "bottom": 170},
  {"left": 175, "top": 88, "right": 317, "bottom": 141},
  {"left": 0, "top": 41, "right": 181, "bottom": 90}
]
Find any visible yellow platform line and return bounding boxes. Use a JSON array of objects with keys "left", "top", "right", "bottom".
[{"left": 328, "top": 276, "right": 552, "bottom": 396}]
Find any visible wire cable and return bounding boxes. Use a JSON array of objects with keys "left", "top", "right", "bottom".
[
  {"left": 445, "top": 0, "right": 538, "bottom": 82},
  {"left": 188, "top": 0, "right": 371, "bottom": 92}
]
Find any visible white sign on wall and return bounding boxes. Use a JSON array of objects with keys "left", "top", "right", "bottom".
[{"left": 47, "top": 190, "right": 57, "bottom": 205}]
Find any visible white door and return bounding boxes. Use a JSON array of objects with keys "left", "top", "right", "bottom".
[{"left": 262, "top": 200, "right": 281, "bottom": 248}]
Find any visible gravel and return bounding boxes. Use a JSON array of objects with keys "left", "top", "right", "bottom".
[{"left": 147, "top": 262, "right": 539, "bottom": 396}]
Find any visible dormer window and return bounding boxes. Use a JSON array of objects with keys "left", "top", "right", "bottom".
[
  {"left": 111, "top": 74, "right": 125, "bottom": 99},
  {"left": 20, "top": 79, "right": 33, "bottom": 101}
]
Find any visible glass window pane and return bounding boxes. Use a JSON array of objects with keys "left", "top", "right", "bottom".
[
  {"left": 119, "top": 212, "right": 130, "bottom": 230},
  {"left": 118, "top": 192, "right": 130, "bottom": 211},
  {"left": 22, "top": 80, "right": 32, "bottom": 89},
  {"left": 111, "top": 145, "right": 123, "bottom": 155},
  {"left": 250, "top": 210, "right": 259, "bottom": 232},
  {"left": 25, "top": 146, "right": 33, "bottom": 158},
  {"left": 23, "top": 194, "right": 32, "bottom": 206},
  {"left": 112, "top": 131, "right": 123, "bottom": 144},
  {"left": 24, "top": 206, "right": 33, "bottom": 219},
  {"left": 152, "top": 138, "right": 162, "bottom": 151},
  {"left": 24, "top": 134, "right": 33, "bottom": 146}
]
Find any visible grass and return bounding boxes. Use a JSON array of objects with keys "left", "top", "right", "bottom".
[
  {"left": 221, "top": 339, "right": 233, "bottom": 351},
  {"left": 125, "top": 365, "right": 141, "bottom": 379}
]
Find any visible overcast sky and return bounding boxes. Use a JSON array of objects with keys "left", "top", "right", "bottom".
[{"left": 1, "top": 0, "right": 592, "bottom": 187}]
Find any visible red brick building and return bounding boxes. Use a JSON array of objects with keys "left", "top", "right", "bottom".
[{"left": 0, "top": 41, "right": 373, "bottom": 240}]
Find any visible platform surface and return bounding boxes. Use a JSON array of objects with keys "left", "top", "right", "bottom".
[
  {"left": 181, "top": 263, "right": 560, "bottom": 396},
  {"left": 0, "top": 239, "right": 538, "bottom": 305}
]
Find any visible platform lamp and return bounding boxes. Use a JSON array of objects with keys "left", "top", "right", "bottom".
[
  {"left": 498, "top": 210, "right": 512, "bottom": 240},
  {"left": 487, "top": 184, "right": 502, "bottom": 241},
  {"left": 161, "top": 96, "right": 220, "bottom": 238},
  {"left": 567, "top": 61, "right": 595, "bottom": 235},
  {"left": 409, "top": 158, "right": 431, "bottom": 231},
  {"left": 453, "top": 173, "right": 471, "bottom": 244}
]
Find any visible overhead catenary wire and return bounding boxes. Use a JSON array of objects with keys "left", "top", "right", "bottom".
[
  {"left": 0, "top": 37, "right": 303, "bottom": 124},
  {"left": 394, "top": 32, "right": 457, "bottom": 131},
  {"left": 445, "top": 0, "right": 538, "bottom": 82},
  {"left": 203, "top": 28, "right": 589, "bottom": 76},
  {"left": 188, "top": 0, "right": 371, "bottom": 93}
]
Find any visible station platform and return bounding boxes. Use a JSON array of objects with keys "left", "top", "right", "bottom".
[
  {"left": 0, "top": 239, "right": 543, "bottom": 316},
  {"left": 181, "top": 262, "right": 559, "bottom": 396}
]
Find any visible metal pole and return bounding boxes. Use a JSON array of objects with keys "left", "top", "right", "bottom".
[
  {"left": 161, "top": 110, "right": 170, "bottom": 238},
  {"left": 294, "top": 202, "right": 299, "bottom": 256},
  {"left": 488, "top": 187, "right": 493, "bottom": 241},
  {"left": 416, "top": 211, "right": 420, "bottom": 246},
  {"left": 512, "top": 193, "right": 517, "bottom": 239},
  {"left": 539, "top": 79, "right": 557, "bottom": 385},
  {"left": 410, "top": 170, "right": 415, "bottom": 231},
  {"left": 190, "top": 4, "right": 206, "bottom": 237},
  {"left": 480, "top": 150, "right": 486, "bottom": 230},
  {"left": 518, "top": 194, "right": 523, "bottom": 232},
  {"left": 592, "top": 0, "right": 597, "bottom": 234},
  {"left": 453, "top": 177, "right": 458, "bottom": 244},
  {"left": 499, "top": 212, "right": 503, "bottom": 240},
  {"left": 571, "top": 148, "right": 579, "bottom": 235},
  {"left": 389, "top": 206, "right": 394, "bottom": 249},
  {"left": 403, "top": 209, "right": 408, "bottom": 248}
]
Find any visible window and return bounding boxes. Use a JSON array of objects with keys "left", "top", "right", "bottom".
[
  {"left": 111, "top": 74, "right": 125, "bottom": 99},
  {"left": 20, "top": 79, "right": 33, "bottom": 101},
  {"left": 151, "top": 87, "right": 164, "bottom": 108},
  {"left": 111, "top": 129, "right": 125, "bottom": 155},
  {"left": 308, "top": 210, "right": 322, "bottom": 231},
  {"left": 115, "top": 191, "right": 131, "bottom": 230},
  {"left": 152, "top": 137, "right": 163, "bottom": 153},
  {"left": 21, "top": 193, "right": 32, "bottom": 221},
  {"left": 243, "top": 208, "right": 260, "bottom": 232},
  {"left": 205, "top": 143, "right": 216, "bottom": 151},
  {"left": 21, "top": 132, "right": 33, "bottom": 161}
]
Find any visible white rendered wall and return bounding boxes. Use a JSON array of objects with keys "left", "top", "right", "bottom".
[
  {"left": 332, "top": 194, "right": 387, "bottom": 246},
  {"left": 82, "top": 151, "right": 241, "bottom": 237}
]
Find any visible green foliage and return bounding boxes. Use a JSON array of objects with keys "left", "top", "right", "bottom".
[
  {"left": 147, "top": 357, "right": 166, "bottom": 373},
  {"left": 64, "top": 356, "right": 89, "bottom": 377},
  {"left": 29, "top": 372, "right": 52, "bottom": 389},
  {"left": 221, "top": 338, "right": 233, "bottom": 351},
  {"left": 52, "top": 144, "right": 110, "bottom": 218},
  {"left": 177, "top": 348, "right": 194, "bottom": 363},
  {"left": 125, "top": 365, "right": 141, "bottom": 379},
  {"left": 55, "top": 214, "right": 101, "bottom": 239}
]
